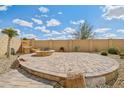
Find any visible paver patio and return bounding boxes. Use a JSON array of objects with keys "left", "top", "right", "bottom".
[{"left": 0, "top": 68, "right": 55, "bottom": 88}]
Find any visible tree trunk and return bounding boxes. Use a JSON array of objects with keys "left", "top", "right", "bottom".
[{"left": 7, "top": 37, "right": 11, "bottom": 58}]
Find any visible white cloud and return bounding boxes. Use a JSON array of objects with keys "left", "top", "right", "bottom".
[
  {"left": 70, "top": 20, "right": 85, "bottom": 25},
  {"left": 102, "top": 33, "right": 117, "bottom": 39},
  {"left": 94, "top": 28, "right": 111, "bottom": 33},
  {"left": 117, "top": 29, "right": 124, "bottom": 33},
  {"left": 50, "top": 35, "right": 74, "bottom": 40},
  {"left": 32, "top": 18, "right": 43, "bottom": 25},
  {"left": 43, "top": 30, "right": 62, "bottom": 38},
  {"left": 0, "top": 5, "right": 11, "bottom": 11},
  {"left": 47, "top": 19, "right": 61, "bottom": 27},
  {"left": 102, "top": 5, "right": 124, "bottom": 20},
  {"left": 52, "top": 30, "right": 61, "bottom": 35},
  {"left": 43, "top": 33, "right": 52, "bottom": 37},
  {"left": 41, "top": 15, "right": 48, "bottom": 17},
  {"left": 35, "top": 15, "right": 40, "bottom": 18},
  {"left": 35, "top": 26, "right": 50, "bottom": 33},
  {"left": 49, "top": 35, "right": 67, "bottom": 40},
  {"left": 39, "top": 6, "right": 49, "bottom": 13},
  {"left": 22, "top": 34, "right": 38, "bottom": 39},
  {"left": 62, "top": 27, "right": 76, "bottom": 34},
  {"left": 0, "top": 29, "right": 1, "bottom": 34},
  {"left": 43, "top": 30, "right": 75, "bottom": 40},
  {"left": 35, "top": 14, "right": 48, "bottom": 18},
  {"left": 58, "top": 12, "right": 63, "bottom": 14},
  {"left": 13, "top": 19, "right": 33, "bottom": 28},
  {"left": 15, "top": 29, "right": 21, "bottom": 35}
]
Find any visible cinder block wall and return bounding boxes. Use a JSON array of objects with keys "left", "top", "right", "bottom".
[{"left": 23, "top": 39, "right": 124, "bottom": 52}]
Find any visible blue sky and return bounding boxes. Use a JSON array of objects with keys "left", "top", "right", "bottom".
[{"left": 0, "top": 5, "right": 124, "bottom": 39}]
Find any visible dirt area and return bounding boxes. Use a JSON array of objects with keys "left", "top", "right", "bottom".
[
  {"left": 108, "top": 54, "right": 124, "bottom": 88},
  {"left": 0, "top": 55, "right": 18, "bottom": 74}
]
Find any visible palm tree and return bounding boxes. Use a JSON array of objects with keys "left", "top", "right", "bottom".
[
  {"left": 73, "top": 21, "right": 95, "bottom": 39},
  {"left": 1, "top": 28, "right": 19, "bottom": 58}
]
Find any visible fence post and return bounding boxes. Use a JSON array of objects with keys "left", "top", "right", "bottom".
[
  {"left": 68, "top": 40, "right": 73, "bottom": 52},
  {"left": 89, "top": 39, "right": 93, "bottom": 52},
  {"left": 108, "top": 39, "right": 113, "bottom": 48},
  {"left": 49, "top": 40, "right": 53, "bottom": 49}
]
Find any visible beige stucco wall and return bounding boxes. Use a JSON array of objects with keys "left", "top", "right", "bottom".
[
  {"left": 111, "top": 39, "right": 124, "bottom": 51},
  {"left": 34, "top": 40, "right": 51, "bottom": 49},
  {"left": 52, "top": 40, "right": 70, "bottom": 52},
  {"left": 0, "top": 34, "right": 21, "bottom": 57},
  {"left": 92, "top": 39, "right": 109, "bottom": 51},
  {"left": 22, "top": 39, "right": 124, "bottom": 52},
  {"left": 72, "top": 40, "right": 90, "bottom": 52}
]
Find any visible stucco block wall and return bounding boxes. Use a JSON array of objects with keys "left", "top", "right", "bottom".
[
  {"left": 111, "top": 39, "right": 124, "bottom": 51},
  {"left": 92, "top": 39, "right": 109, "bottom": 51},
  {"left": 22, "top": 39, "right": 124, "bottom": 52},
  {"left": 72, "top": 40, "right": 90, "bottom": 52},
  {"left": 34, "top": 40, "right": 51, "bottom": 49},
  {"left": 52, "top": 40, "right": 70, "bottom": 52}
]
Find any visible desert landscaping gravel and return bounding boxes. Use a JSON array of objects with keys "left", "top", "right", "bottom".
[
  {"left": 0, "top": 55, "right": 17, "bottom": 74},
  {"left": 109, "top": 55, "right": 124, "bottom": 88}
]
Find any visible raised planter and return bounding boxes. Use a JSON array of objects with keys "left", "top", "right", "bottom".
[{"left": 35, "top": 50, "right": 55, "bottom": 56}]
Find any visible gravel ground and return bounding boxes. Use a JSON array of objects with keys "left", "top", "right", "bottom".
[
  {"left": 108, "top": 54, "right": 124, "bottom": 88},
  {"left": 0, "top": 55, "right": 18, "bottom": 74}
]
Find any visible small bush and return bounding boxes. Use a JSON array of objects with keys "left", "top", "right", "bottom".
[
  {"left": 120, "top": 53, "right": 124, "bottom": 59},
  {"left": 94, "top": 48, "right": 99, "bottom": 52},
  {"left": 74, "top": 46, "right": 80, "bottom": 52},
  {"left": 22, "top": 37, "right": 28, "bottom": 40},
  {"left": 120, "top": 53, "right": 124, "bottom": 56},
  {"left": 108, "top": 47, "right": 119, "bottom": 55},
  {"left": 100, "top": 51, "right": 108, "bottom": 56}
]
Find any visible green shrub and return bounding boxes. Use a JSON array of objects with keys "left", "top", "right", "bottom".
[
  {"left": 120, "top": 56, "right": 124, "bottom": 59},
  {"left": 100, "top": 51, "right": 108, "bottom": 56},
  {"left": 108, "top": 47, "right": 119, "bottom": 55},
  {"left": 120, "top": 53, "right": 124, "bottom": 59},
  {"left": 74, "top": 46, "right": 80, "bottom": 52},
  {"left": 94, "top": 48, "right": 99, "bottom": 52},
  {"left": 22, "top": 37, "right": 28, "bottom": 40},
  {"left": 120, "top": 53, "right": 124, "bottom": 56}
]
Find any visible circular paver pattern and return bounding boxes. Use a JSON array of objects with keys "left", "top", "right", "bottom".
[{"left": 19, "top": 52, "right": 119, "bottom": 78}]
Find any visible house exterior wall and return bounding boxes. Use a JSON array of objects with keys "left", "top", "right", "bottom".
[{"left": 0, "top": 35, "right": 21, "bottom": 57}]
